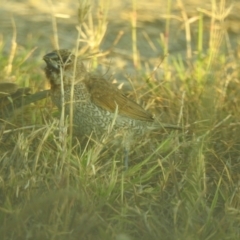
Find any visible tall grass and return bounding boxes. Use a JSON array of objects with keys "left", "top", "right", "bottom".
[{"left": 0, "top": 0, "right": 240, "bottom": 239}]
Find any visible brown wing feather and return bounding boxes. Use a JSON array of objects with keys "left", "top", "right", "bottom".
[{"left": 84, "top": 77, "right": 154, "bottom": 122}]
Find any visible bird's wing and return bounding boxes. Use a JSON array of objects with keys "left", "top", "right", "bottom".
[
  {"left": 0, "top": 89, "right": 49, "bottom": 120},
  {"left": 0, "top": 82, "right": 19, "bottom": 97},
  {"left": 84, "top": 76, "right": 154, "bottom": 122}
]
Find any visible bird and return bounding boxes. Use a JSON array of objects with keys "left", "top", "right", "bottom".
[
  {"left": 0, "top": 82, "right": 49, "bottom": 121},
  {"left": 0, "top": 83, "right": 49, "bottom": 154},
  {"left": 0, "top": 82, "right": 19, "bottom": 98},
  {"left": 43, "top": 49, "right": 180, "bottom": 166}
]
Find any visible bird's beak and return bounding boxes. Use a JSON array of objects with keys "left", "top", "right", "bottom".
[{"left": 43, "top": 52, "right": 59, "bottom": 70}]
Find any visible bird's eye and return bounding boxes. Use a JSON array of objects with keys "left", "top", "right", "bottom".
[{"left": 61, "top": 56, "right": 72, "bottom": 65}]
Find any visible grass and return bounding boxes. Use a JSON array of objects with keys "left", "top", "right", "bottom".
[{"left": 1, "top": 0, "right": 240, "bottom": 239}]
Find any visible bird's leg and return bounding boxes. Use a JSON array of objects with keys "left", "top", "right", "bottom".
[
  {"left": 123, "top": 133, "right": 131, "bottom": 170},
  {"left": 124, "top": 146, "right": 129, "bottom": 170}
]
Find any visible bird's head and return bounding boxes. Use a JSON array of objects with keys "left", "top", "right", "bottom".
[
  {"left": 43, "top": 49, "right": 74, "bottom": 72},
  {"left": 43, "top": 49, "right": 85, "bottom": 86}
]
